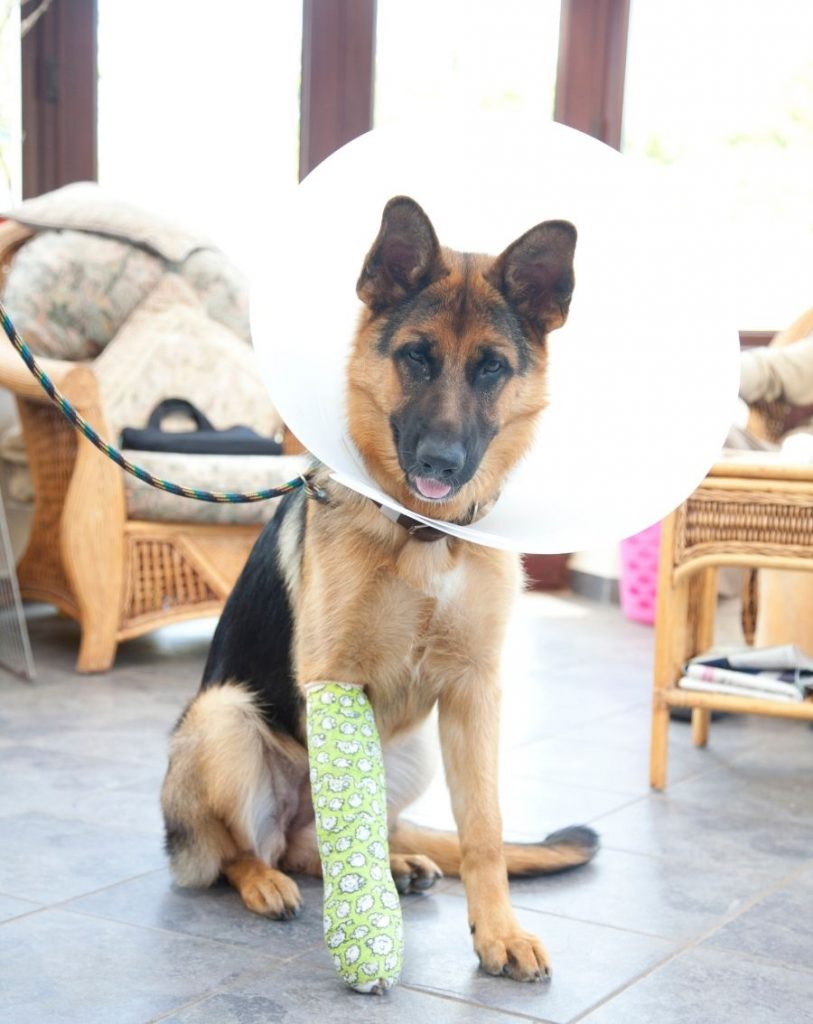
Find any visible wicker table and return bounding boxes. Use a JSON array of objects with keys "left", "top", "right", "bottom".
[{"left": 650, "top": 453, "right": 813, "bottom": 789}]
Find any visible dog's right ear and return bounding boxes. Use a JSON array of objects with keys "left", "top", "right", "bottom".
[{"left": 357, "top": 197, "right": 448, "bottom": 312}]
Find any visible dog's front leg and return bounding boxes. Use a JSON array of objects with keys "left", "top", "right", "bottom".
[{"left": 439, "top": 674, "right": 550, "bottom": 982}]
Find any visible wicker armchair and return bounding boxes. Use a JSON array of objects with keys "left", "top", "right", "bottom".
[
  {"left": 650, "top": 309, "right": 813, "bottom": 788},
  {"left": 0, "top": 221, "right": 298, "bottom": 673}
]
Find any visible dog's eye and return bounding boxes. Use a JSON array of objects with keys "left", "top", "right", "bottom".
[
  {"left": 406, "top": 347, "right": 427, "bottom": 365},
  {"left": 480, "top": 358, "right": 504, "bottom": 376}
]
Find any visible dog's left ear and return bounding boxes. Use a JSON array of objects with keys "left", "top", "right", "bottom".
[
  {"left": 357, "top": 196, "right": 449, "bottom": 312},
  {"left": 486, "top": 220, "right": 577, "bottom": 335}
]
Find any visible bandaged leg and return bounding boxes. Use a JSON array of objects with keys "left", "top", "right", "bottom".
[{"left": 306, "top": 682, "right": 404, "bottom": 994}]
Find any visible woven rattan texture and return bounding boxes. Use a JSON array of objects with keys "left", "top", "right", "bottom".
[
  {"left": 122, "top": 538, "right": 217, "bottom": 622},
  {"left": 16, "top": 400, "right": 78, "bottom": 604},
  {"left": 675, "top": 486, "right": 813, "bottom": 567}
]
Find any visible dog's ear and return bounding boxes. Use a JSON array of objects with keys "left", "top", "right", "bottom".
[
  {"left": 486, "top": 220, "right": 576, "bottom": 335},
  {"left": 357, "top": 197, "right": 448, "bottom": 312}
]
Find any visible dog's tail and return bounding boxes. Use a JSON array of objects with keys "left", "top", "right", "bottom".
[{"left": 389, "top": 821, "right": 599, "bottom": 877}]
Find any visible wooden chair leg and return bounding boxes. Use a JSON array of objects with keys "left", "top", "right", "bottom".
[
  {"left": 59, "top": 378, "right": 126, "bottom": 674},
  {"left": 742, "top": 569, "right": 758, "bottom": 645},
  {"left": 76, "top": 615, "right": 119, "bottom": 673},
  {"left": 650, "top": 694, "right": 670, "bottom": 790},
  {"left": 691, "top": 568, "right": 718, "bottom": 654},
  {"left": 651, "top": 510, "right": 689, "bottom": 790},
  {"left": 691, "top": 707, "right": 711, "bottom": 747},
  {"left": 687, "top": 568, "right": 717, "bottom": 749}
]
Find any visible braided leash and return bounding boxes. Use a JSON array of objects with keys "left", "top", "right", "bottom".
[{"left": 0, "top": 298, "right": 308, "bottom": 504}]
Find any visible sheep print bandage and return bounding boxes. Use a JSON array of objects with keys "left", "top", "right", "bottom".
[{"left": 306, "top": 682, "right": 404, "bottom": 994}]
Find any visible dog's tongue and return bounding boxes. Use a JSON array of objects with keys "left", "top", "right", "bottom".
[{"left": 414, "top": 477, "right": 452, "bottom": 500}]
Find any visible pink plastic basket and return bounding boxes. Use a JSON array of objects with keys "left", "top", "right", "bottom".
[{"left": 619, "top": 522, "right": 662, "bottom": 625}]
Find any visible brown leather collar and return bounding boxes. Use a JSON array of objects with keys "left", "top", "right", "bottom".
[{"left": 371, "top": 499, "right": 451, "bottom": 543}]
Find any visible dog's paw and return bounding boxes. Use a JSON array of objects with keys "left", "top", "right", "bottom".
[
  {"left": 390, "top": 853, "right": 443, "bottom": 894},
  {"left": 475, "top": 927, "right": 551, "bottom": 982},
  {"left": 236, "top": 865, "right": 302, "bottom": 920}
]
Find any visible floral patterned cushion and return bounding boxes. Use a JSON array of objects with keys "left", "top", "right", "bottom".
[
  {"left": 179, "top": 248, "right": 250, "bottom": 343},
  {"left": 93, "top": 274, "right": 282, "bottom": 444},
  {"left": 5, "top": 181, "right": 212, "bottom": 263},
  {"left": 122, "top": 451, "right": 309, "bottom": 524},
  {"left": 2, "top": 229, "right": 164, "bottom": 359},
  {"left": 5, "top": 183, "right": 251, "bottom": 348}
]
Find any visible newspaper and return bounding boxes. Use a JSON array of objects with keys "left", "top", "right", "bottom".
[{"left": 678, "top": 645, "right": 813, "bottom": 703}]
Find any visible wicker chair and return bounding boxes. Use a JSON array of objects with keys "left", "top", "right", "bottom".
[
  {"left": 0, "top": 221, "right": 297, "bottom": 673},
  {"left": 649, "top": 319, "right": 813, "bottom": 791}
]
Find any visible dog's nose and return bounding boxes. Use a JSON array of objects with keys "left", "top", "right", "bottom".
[{"left": 416, "top": 437, "right": 466, "bottom": 478}]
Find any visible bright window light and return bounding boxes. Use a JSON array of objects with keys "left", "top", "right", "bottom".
[
  {"left": 0, "top": 0, "right": 21, "bottom": 209},
  {"left": 374, "top": 0, "right": 561, "bottom": 127},
  {"left": 623, "top": 0, "right": 813, "bottom": 331},
  {"left": 97, "top": 1, "right": 302, "bottom": 271}
]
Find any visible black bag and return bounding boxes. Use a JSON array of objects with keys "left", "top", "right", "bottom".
[{"left": 120, "top": 398, "right": 283, "bottom": 456}]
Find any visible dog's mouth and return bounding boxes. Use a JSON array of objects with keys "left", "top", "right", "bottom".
[{"left": 410, "top": 475, "right": 455, "bottom": 501}]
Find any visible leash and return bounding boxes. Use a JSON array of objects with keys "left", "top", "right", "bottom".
[{"left": 0, "top": 298, "right": 312, "bottom": 504}]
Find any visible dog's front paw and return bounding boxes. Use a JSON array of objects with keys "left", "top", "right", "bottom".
[{"left": 474, "top": 927, "right": 551, "bottom": 982}]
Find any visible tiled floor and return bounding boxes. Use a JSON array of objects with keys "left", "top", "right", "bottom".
[{"left": 2, "top": 594, "right": 813, "bottom": 1023}]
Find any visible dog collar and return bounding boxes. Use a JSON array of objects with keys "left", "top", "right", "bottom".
[{"left": 371, "top": 499, "right": 450, "bottom": 543}]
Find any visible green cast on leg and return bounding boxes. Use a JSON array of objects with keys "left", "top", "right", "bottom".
[{"left": 306, "top": 682, "right": 404, "bottom": 994}]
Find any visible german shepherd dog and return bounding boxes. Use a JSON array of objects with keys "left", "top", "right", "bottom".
[{"left": 161, "top": 197, "right": 598, "bottom": 982}]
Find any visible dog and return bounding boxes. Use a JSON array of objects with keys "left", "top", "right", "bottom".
[{"left": 161, "top": 196, "right": 598, "bottom": 982}]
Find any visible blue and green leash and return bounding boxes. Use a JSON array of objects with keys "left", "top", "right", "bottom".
[{"left": 0, "top": 297, "right": 311, "bottom": 504}]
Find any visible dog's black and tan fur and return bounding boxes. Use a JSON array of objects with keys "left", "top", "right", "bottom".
[{"left": 161, "top": 197, "right": 598, "bottom": 982}]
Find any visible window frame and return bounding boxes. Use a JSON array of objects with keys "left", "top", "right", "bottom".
[{"left": 21, "top": 0, "right": 97, "bottom": 198}]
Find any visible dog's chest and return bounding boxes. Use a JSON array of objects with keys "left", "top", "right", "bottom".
[
  {"left": 361, "top": 553, "right": 481, "bottom": 725},
  {"left": 421, "top": 558, "right": 467, "bottom": 614},
  {"left": 295, "top": 526, "right": 515, "bottom": 737}
]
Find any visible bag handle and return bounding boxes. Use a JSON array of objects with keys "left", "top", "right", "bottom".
[{"left": 146, "top": 398, "right": 215, "bottom": 433}]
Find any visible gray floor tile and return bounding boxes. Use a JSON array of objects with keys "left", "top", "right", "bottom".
[
  {"left": 558, "top": 702, "right": 792, "bottom": 758},
  {"left": 7, "top": 596, "right": 813, "bottom": 1023},
  {"left": 497, "top": 776, "right": 638, "bottom": 840},
  {"left": 161, "top": 961, "right": 527, "bottom": 1024},
  {"left": 665, "top": 737, "right": 813, "bottom": 825},
  {"left": 404, "top": 767, "right": 635, "bottom": 842},
  {"left": 300, "top": 890, "right": 675, "bottom": 1024},
  {"left": 0, "top": 672, "right": 188, "bottom": 726},
  {"left": 57, "top": 774, "right": 166, "bottom": 836},
  {"left": 704, "top": 866, "right": 813, "bottom": 971},
  {"left": 0, "top": 907, "right": 272, "bottom": 1024},
  {"left": 491, "top": 847, "right": 767, "bottom": 941},
  {"left": 0, "top": 892, "right": 41, "bottom": 923},
  {"left": 18, "top": 606, "right": 215, "bottom": 680},
  {"left": 67, "top": 868, "right": 327, "bottom": 958},
  {"left": 580, "top": 946, "right": 813, "bottom": 1024},
  {"left": 503, "top": 734, "right": 720, "bottom": 797},
  {"left": 589, "top": 792, "right": 813, "bottom": 884},
  {"left": 0, "top": 743, "right": 155, "bottom": 819},
  {"left": 7, "top": 715, "right": 177, "bottom": 767},
  {"left": 0, "top": 812, "right": 166, "bottom": 903}
]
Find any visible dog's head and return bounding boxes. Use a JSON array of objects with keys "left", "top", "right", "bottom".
[{"left": 348, "top": 196, "right": 576, "bottom": 522}]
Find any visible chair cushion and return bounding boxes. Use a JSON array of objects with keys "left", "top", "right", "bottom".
[
  {"left": 179, "top": 248, "right": 250, "bottom": 343},
  {"left": 5, "top": 181, "right": 212, "bottom": 263},
  {"left": 2, "top": 229, "right": 164, "bottom": 359},
  {"left": 93, "top": 274, "right": 282, "bottom": 443},
  {"left": 122, "top": 450, "right": 309, "bottom": 524},
  {"left": 5, "top": 182, "right": 251, "bottom": 344}
]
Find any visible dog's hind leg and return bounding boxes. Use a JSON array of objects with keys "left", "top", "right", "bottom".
[{"left": 161, "top": 682, "right": 308, "bottom": 918}]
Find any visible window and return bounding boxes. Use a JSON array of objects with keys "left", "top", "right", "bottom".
[
  {"left": 0, "top": 1, "right": 22, "bottom": 208},
  {"left": 374, "top": 0, "right": 561, "bottom": 127},
  {"left": 97, "top": 1, "right": 302, "bottom": 270},
  {"left": 622, "top": 0, "right": 813, "bottom": 330}
]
